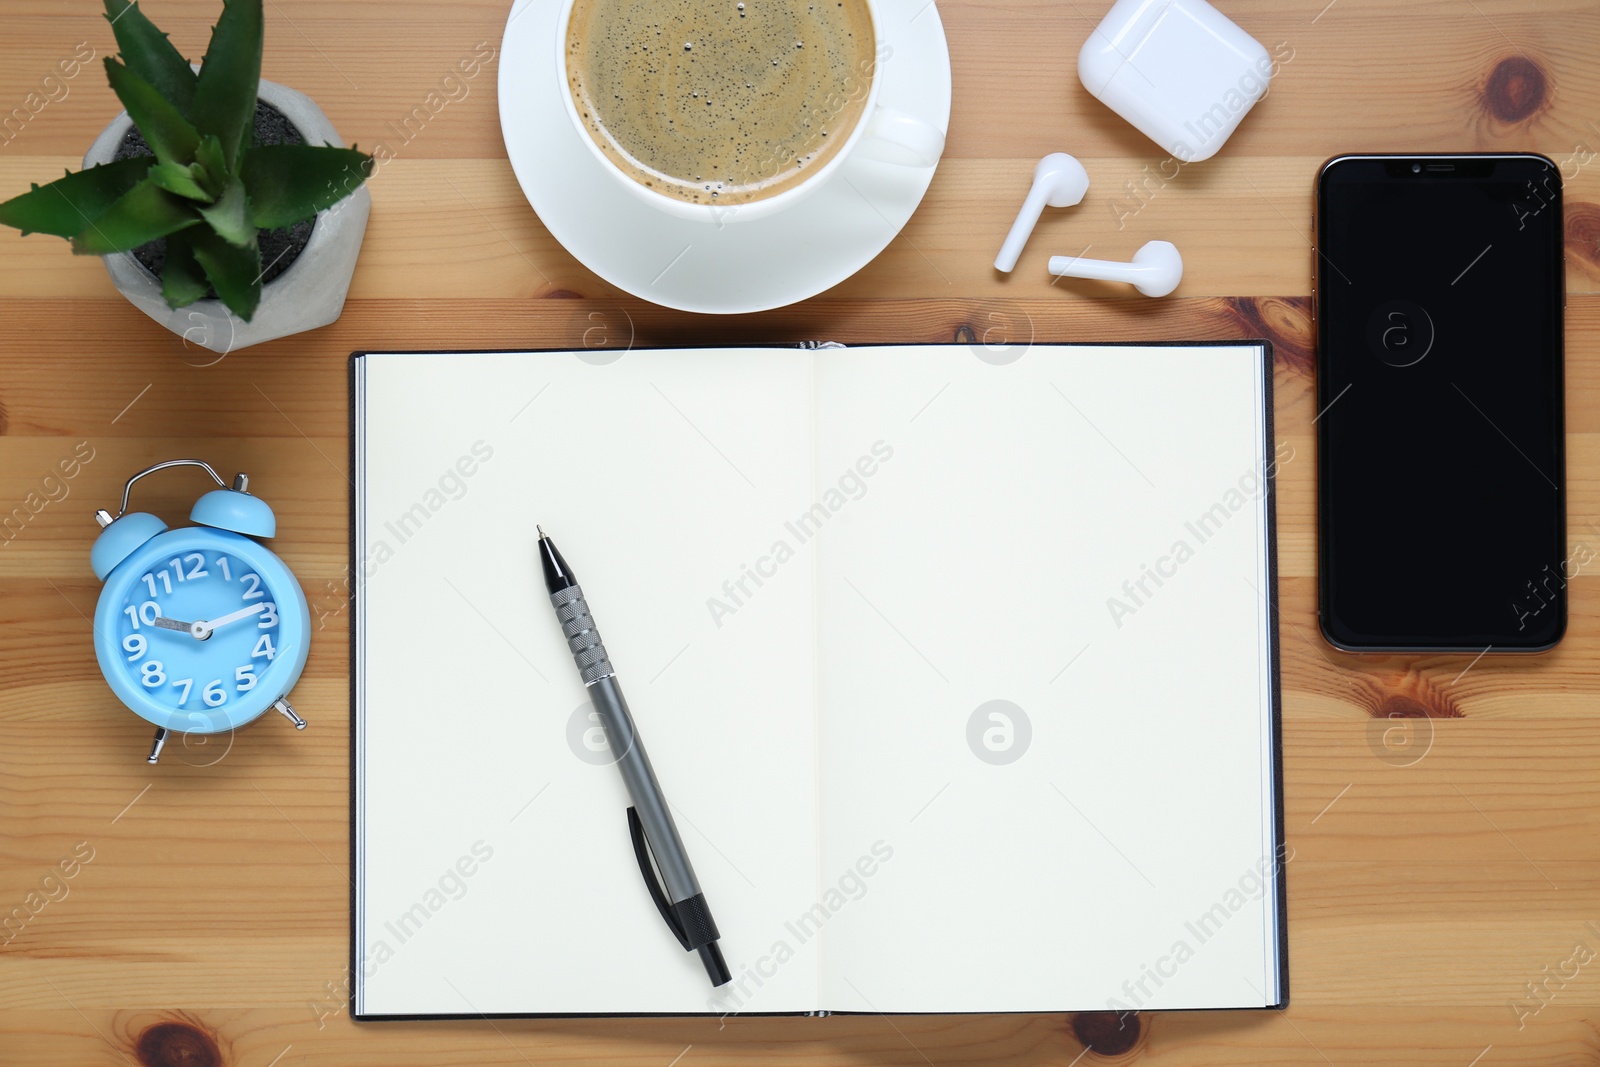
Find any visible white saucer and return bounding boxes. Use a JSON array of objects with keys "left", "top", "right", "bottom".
[{"left": 497, "top": 0, "right": 952, "bottom": 314}]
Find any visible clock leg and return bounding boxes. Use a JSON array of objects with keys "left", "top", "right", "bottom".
[
  {"left": 146, "top": 727, "right": 168, "bottom": 764},
  {"left": 273, "top": 698, "right": 307, "bottom": 730}
]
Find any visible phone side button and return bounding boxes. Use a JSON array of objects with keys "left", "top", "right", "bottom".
[{"left": 1310, "top": 244, "right": 1317, "bottom": 321}]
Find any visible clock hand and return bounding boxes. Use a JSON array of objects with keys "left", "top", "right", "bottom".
[
  {"left": 191, "top": 602, "right": 266, "bottom": 639},
  {"left": 151, "top": 616, "right": 198, "bottom": 634}
]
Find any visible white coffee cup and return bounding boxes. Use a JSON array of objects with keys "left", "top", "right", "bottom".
[{"left": 554, "top": 0, "right": 945, "bottom": 224}]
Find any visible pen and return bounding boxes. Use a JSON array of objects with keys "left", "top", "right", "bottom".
[{"left": 537, "top": 526, "right": 732, "bottom": 988}]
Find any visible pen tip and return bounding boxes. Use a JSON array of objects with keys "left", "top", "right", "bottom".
[{"left": 537, "top": 524, "right": 546, "bottom": 538}]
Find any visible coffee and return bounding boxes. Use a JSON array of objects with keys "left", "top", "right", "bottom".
[{"left": 565, "top": 0, "right": 876, "bottom": 205}]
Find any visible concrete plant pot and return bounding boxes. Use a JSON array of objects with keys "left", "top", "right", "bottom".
[{"left": 81, "top": 76, "right": 371, "bottom": 354}]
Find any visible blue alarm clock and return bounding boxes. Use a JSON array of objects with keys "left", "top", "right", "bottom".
[{"left": 91, "top": 459, "right": 311, "bottom": 764}]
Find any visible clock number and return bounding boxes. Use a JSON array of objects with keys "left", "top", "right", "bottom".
[
  {"left": 122, "top": 634, "right": 146, "bottom": 661},
  {"left": 172, "top": 677, "right": 193, "bottom": 705},
  {"left": 235, "top": 664, "right": 258, "bottom": 691},
  {"left": 141, "top": 570, "right": 172, "bottom": 596},
  {"left": 140, "top": 660, "right": 166, "bottom": 687},
  {"left": 240, "top": 573, "right": 263, "bottom": 600},
  {"left": 215, "top": 556, "right": 232, "bottom": 582},
  {"left": 252, "top": 634, "right": 276, "bottom": 661},
  {"left": 202, "top": 679, "right": 227, "bottom": 707},
  {"left": 165, "top": 556, "right": 206, "bottom": 582},
  {"left": 123, "top": 601, "right": 160, "bottom": 630},
  {"left": 258, "top": 602, "right": 278, "bottom": 628}
]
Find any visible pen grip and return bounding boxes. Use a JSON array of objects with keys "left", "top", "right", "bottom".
[{"left": 550, "top": 584, "right": 614, "bottom": 684}]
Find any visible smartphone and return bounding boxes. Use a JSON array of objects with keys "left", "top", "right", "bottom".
[{"left": 1315, "top": 154, "right": 1566, "bottom": 652}]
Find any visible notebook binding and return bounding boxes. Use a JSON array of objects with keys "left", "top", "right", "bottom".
[{"left": 550, "top": 584, "right": 614, "bottom": 684}]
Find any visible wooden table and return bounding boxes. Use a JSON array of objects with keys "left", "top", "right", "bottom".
[{"left": 2, "top": 0, "right": 1597, "bottom": 1063}]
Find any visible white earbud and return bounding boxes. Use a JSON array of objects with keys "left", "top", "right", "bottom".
[
  {"left": 1047, "top": 240, "right": 1183, "bottom": 298},
  {"left": 994, "top": 153, "right": 1090, "bottom": 273}
]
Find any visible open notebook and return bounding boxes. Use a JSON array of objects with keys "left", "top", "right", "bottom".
[{"left": 351, "top": 343, "right": 1286, "bottom": 1019}]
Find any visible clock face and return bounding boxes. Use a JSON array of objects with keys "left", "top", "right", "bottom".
[{"left": 112, "top": 548, "right": 285, "bottom": 730}]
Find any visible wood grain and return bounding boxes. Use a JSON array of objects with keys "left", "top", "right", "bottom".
[{"left": 2, "top": 0, "right": 1599, "bottom": 1063}]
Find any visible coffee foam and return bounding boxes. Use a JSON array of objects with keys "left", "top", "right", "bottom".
[{"left": 566, "top": 0, "right": 876, "bottom": 204}]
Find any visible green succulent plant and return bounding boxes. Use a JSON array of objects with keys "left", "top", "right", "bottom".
[{"left": 0, "top": 0, "right": 373, "bottom": 321}]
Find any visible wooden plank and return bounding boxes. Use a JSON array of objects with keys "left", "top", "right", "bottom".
[
  {"left": 4, "top": 157, "right": 1600, "bottom": 299},
  {"left": 0, "top": 1005, "right": 1588, "bottom": 1066}
]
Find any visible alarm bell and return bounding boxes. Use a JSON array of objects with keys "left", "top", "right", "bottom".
[{"left": 91, "top": 460, "right": 277, "bottom": 579}]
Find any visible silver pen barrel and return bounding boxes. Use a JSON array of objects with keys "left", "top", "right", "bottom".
[{"left": 551, "top": 583, "right": 702, "bottom": 904}]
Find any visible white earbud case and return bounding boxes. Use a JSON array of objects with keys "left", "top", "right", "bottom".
[{"left": 1078, "top": 0, "right": 1274, "bottom": 163}]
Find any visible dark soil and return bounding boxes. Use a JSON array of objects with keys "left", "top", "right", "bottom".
[{"left": 112, "top": 99, "right": 315, "bottom": 288}]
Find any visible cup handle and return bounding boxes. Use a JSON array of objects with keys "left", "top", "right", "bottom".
[{"left": 851, "top": 104, "right": 946, "bottom": 167}]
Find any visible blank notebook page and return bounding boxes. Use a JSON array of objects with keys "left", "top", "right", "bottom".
[
  {"left": 809, "top": 345, "right": 1280, "bottom": 1013},
  {"left": 355, "top": 350, "right": 826, "bottom": 1016}
]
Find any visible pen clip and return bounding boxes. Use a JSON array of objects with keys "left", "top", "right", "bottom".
[{"left": 627, "top": 806, "right": 690, "bottom": 950}]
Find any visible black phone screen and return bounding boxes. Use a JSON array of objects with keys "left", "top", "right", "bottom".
[{"left": 1315, "top": 154, "right": 1566, "bottom": 651}]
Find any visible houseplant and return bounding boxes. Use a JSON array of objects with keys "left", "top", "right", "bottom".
[{"left": 0, "top": 0, "right": 374, "bottom": 353}]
